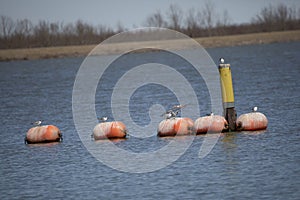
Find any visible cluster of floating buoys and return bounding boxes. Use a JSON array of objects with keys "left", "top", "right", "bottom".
[
  {"left": 25, "top": 122, "right": 62, "bottom": 144},
  {"left": 156, "top": 106, "right": 268, "bottom": 137},
  {"left": 157, "top": 115, "right": 229, "bottom": 137},
  {"left": 25, "top": 106, "right": 268, "bottom": 144},
  {"left": 157, "top": 114, "right": 229, "bottom": 137},
  {"left": 157, "top": 104, "right": 229, "bottom": 136}
]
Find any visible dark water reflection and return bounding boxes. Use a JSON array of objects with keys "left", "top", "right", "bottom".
[{"left": 0, "top": 42, "right": 299, "bottom": 199}]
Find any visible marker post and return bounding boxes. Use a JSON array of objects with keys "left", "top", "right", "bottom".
[{"left": 219, "top": 62, "right": 237, "bottom": 131}]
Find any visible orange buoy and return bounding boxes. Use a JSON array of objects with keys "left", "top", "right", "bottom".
[
  {"left": 157, "top": 117, "right": 194, "bottom": 137},
  {"left": 236, "top": 112, "right": 268, "bottom": 131},
  {"left": 93, "top": 121, "right": 127, "bottom": 140},
  {"left": 194, "top": 115, "right": 228, "bottom": 134},
  {"left": 25, "top": 125, "right": 62, "bottom": 144}
]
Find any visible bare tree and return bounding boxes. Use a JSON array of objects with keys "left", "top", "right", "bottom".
[
  {"left": 275, "top": 4, "right": 288, "bottom": 30},
  {"left": 33, "top": 20, "right": 51, "bottom": 46},
  {"left": 49, "top": 22, "right": 59, "bottom": 35},
  {"left": 219, "top": 10, "right": 231, "bottom": 27},
  {"left": 253, "top": 3, "right": 299, "bottom": 31},
  {"left": 75, "top": 20, "right": 85, "bottom": 37},
  {"left": 0, "top": 16, "right": 14, "bottom": 38},
  {"left": 62, "top": 22, "right": 75, "bottom": 35},
  {"left": 97, "top": 24, "right": 114, "bottom": 41},
  {"left": 14, "top": 19, "right": 33, "bottom": 36},
  {"left": 98, "top": 24, "right": 113, "bottom": 35},
  {"left": 201, "top": 1, "right": 217, "bottom": 36},
  {"left": 288, "top": 6, "right": 297, "bottom": 20},
  {"left": 13, "top": 19, "right": 33, "bottom": 47},
  {"left": 144, "top": 10, "right": 166, "bottom": 27},
  {"left": 258, "top": 5, "right": 274, "bottom": 23},
  {"left": 116, "top": 21, "right": 125, "bottom": 32},
  {"left": 253, "top": 4, "right": 276, "bottom": 31},
  {"left": 75, "top": 19, "right": 97, "bottom": 44},
  {"left": 215, "top": 10, "right": 232, "bottom": 36},
  {"left": 167, "top": 4, "right": 183, "bottom": 31},
  {"left": 185, "top": 8, "right": 202, "bottom": 37},
  {"left": 185, "top": 8, "right": 198, "bottom": 29},
  {"left": 61, "top": 22, "right": 76, "bottom": 45}
]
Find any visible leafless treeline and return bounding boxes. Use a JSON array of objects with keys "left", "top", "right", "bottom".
[
  {"left": 0, "top": 3, "right": 299, "bottom": 49},
  {"left": 0, "top": 18, "right": 115, "bottom": 48},
  {"left": 145, "top": 3, "right": 300, "bottom": 37}
]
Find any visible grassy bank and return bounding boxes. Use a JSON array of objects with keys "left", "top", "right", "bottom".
[{"left": 0, "top": 30, "right": 299, "bottom": 61}]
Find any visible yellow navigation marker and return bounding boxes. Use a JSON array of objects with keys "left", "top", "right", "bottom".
[
  {"left": 219, "top": 64, "right": 235, "bottom": 107},
  {"left": 218, "top": 58, "right": 237, "bottom": 131}
]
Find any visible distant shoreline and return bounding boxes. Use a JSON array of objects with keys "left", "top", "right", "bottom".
[{"left": 0, "top": 30, "right": 299, "bottom": 61}]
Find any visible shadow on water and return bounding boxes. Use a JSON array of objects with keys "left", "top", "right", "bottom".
[{"left": 26, "top": 142, "right": 61, "bottom": 148}]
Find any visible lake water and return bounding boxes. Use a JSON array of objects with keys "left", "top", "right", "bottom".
[{"left": 0, "top": 42, "right": 299, "bottom": 199}]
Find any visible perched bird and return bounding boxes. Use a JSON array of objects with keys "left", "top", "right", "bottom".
[
  {"left": 206, "top": 112, "right": 214, "bottom": 116},
  {"left": 162, "top": 110, "right": 172, "bottom": 119},
  {"left": 32, "top": 120, "right": 42, "bottom": 126},
  {"left": 98, "top": 116, "right": 108, "bottom": 122},
  {"left": 161, "top": 104, "right": 188, "bottom": 119},
  {"left": 163, "top": 110, "right": 178, "bottom": 119},
  {"left": 219, "top": 57, "right": 225, "bottom": 64},
  {"left": 252, "top": 106, "right": 258, "bottom": 112}
]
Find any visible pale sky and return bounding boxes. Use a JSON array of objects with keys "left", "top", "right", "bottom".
[{"left": 0, "top": 0, "right": 299, "bottom": 29}]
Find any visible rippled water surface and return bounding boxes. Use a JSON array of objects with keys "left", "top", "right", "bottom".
[{"left": 0, "top": 42, "right": 299, "bottom": 199}]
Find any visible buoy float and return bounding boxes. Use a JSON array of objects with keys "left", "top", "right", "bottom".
[
  {"left": 194, "top": 115, "right": 228, "bottom": 134},
  {"left": 93, "top": 121, "right": 127, "bottom": 140},
  {"left": 236, "top": 112, "right": 268, "bottom": 131},
  {"left": 157, "top": 117, "right": 194, "bottom": 137},
  {"left": 25, "top": 125, "right": 62, "bottom": 144}
]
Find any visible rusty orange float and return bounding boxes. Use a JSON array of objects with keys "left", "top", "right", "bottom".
[
  {"left": 93, "top": 121, "right": 127, "bottom": 140},
  {"left": 25, "top": 125, "right": 62, "bottom": 144},
  {"left": 236, "top": 112, "right": 268, "bottom": 131},
  {"left": 157, "top": 117, "right": 194, "bottom": 137},
  {"left": 194, "top": 115, "right": 228, "bottom": 134}
]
